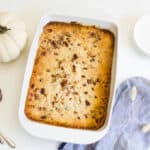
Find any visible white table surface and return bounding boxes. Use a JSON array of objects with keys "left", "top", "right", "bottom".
[{"left": 0, "top": 0, "right": 150, "bottom": 149}]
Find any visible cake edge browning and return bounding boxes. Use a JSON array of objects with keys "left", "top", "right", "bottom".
[{"left": 24, "top": 109, "right": 106, "bottom": 130}]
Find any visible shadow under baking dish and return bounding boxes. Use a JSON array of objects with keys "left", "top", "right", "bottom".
[{"left": 19, "top": 13, "right": 118, "bottom": 144}]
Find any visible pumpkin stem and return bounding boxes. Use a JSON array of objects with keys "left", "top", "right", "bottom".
[{"left": 0, "top": 25, "right": 10, "bottom": 34}]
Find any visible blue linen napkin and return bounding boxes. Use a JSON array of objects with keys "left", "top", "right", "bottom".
[{"left": 58, "top": 77, "right": 150, "bottom": 150}]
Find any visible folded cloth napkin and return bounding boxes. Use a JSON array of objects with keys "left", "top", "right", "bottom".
[{"left": 58, "top": 77, "right": 150, "bottom": 150}]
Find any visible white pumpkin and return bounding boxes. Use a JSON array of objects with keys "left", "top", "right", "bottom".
[{"left": 0, "top": 12, "right": 27, "bottom": 62}]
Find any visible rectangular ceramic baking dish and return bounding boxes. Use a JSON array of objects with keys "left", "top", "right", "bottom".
[{"left": 19, "top": 13, "right": 118, "bottom": 144}]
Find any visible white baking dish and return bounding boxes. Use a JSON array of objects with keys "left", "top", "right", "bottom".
[{"left": 19, "top": 13, "right": 118, "bottom": 144}]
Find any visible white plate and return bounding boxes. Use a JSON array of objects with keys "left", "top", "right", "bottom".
[
  {"left": 19, "top": 13, "right": 118, "bottom": 144},
  {"left": 134, "top": 15, "right": 150, "bottom": 55}
]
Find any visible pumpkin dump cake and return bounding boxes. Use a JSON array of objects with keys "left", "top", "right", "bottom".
[{"left": 25, "top": 22, "right": 115, "bottom": 129}]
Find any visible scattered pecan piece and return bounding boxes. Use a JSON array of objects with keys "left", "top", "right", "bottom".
[
  {"left": 60, "top": 79, "right": 67, "bottom": 88},
  {"left": 85, "top": 100, "right": 90, "bottom": 106}
]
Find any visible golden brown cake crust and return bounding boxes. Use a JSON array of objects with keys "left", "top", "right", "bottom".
[{"left": 25, "top": 22, "right": 115, "bottom": 130}]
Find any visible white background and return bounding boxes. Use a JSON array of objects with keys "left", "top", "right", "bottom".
[{"left": 0, "top": 0, "right": 150, "bottom": 150}]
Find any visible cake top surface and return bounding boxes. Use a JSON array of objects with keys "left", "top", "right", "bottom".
[{"left": 25, "top": 22, "right": 115, "bottom": 129}]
